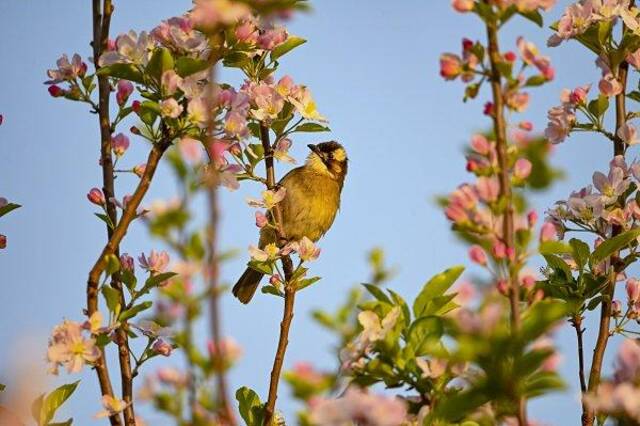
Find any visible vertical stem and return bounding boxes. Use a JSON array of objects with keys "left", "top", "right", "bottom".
[
  {"left": 91, "top": 1, "right": 136, "bottom": 423},
  {"left": 90, "top": 1, "right": 121, "bottom": 424},
  {"left": 485, "top": 11, "right": 525, "bottom": 425},
  {"left": 582, "top": 51, "right": 629, "bottom": 426},
  {"left": 572, "top": 316, "right": 587, "bottom": 394},
  {"left": 259, "top": 124, "right": 296, "bottom": 425}
]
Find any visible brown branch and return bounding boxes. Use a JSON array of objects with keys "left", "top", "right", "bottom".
[
  {"left": 90, "top": 1, "right": 121, "bottom": 424},
  {"left": 259, "top": 123, "right": 296, "bottom": 425},
  {"left": 485, "top": 11, "right": 526, "bottom": 426},
  {"left": 582, "top": 46, "right": 630, "bottom": 426},
  {"left": 571, "top": 316, "right": 587, "bottom": 394}
]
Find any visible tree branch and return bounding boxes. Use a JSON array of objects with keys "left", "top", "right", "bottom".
[
  {"left": 485, "top": 11, "right": 526, "bottom": 426},
  {"left": 259, "top": 123, "right": 296, "bottom": 425}
]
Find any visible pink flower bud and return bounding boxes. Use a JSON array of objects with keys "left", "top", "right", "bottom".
[
  {"left": 270, "top": 274, "right": 282, "bottom": 286},
  {"left": 106, "top": 38, "right": 116, "bottom": 51},
  {"left": 469, "top": 245, "right": 488, "bottom": 266},
  {"left": 111, "top": 133, "right": 130, "bottom": 157},
  {"left": 539, "top": 222, "right": 557, "bottom": 243},
  {"left": 133, "top": 164, "right": 146, "bottom": 178},
  {"left": 496, "top": 279, "right": 509, "bottom": 296},
  {"left": 120, "top": 253, "right": 135, "bottom": 272},
  {"left": 255, "top": 211, "right": 268, "bottom": 228},
  {"left": 152, "top": 339, "right": 173, "bottom": 357},
  {"left": 48, "top": 85, "right": 65, "bottom": 97},
  {"left": 570, "top": 86, "right": 588, "bottom": 105},
  {"left": 599, "top": 74, "right": 623, "bottom": 97},
  {"left": 492, "top": 241, "right": 508, "bottom": 259},
  {"left": 504, "top": 51, "right": 517, "bottom": 62},
  {"left": 462, "top": 38, "right": 474, "bottom": 51},
  {"left": 452, "top": 0, "right": 474, "bottom": 12},
  {"left": 132, "top": 100, "right": 141, "bottom": 113},
  {"left": 440, "top": 53, "right": 462, "bottom": 80},
  {"left": 0, "top": 234, "right": 6, "bottom": 249},
  {"left": 612, "top": 300, "right": 622, "bottom": 317},
  {"left": 470, "top": 134, "right": 490, "bottom": 155},
  {"left": 514, "top": 158, "right": 532, "bottom": 180},
  {"left": 483, "top": 102, "right": 494, "bottom": 116},
  {"left": 466, "top": 159, "right": 479, "bottom": 172},
  {"left": 87, "top": 187, "right": 105, "bottom": 205},
  {"left": 0, "top": 115, "right": 4, "bottom": 126},
  {"left": 627, "top": 278, "right": 640, "bottom": 303},
  {"left": 520, "top": 273, "right": 536, "bottom": 289},
  {"left": 527, "top": 210, "right": 538, "bottom": 228},
  {"left": 116, "top": 80, "right": 134, "bottom": 107},
  {"left": 518, "top": 121, "right": 533, "bottom": 131}
]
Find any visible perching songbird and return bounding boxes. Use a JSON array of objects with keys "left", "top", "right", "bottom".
[{"left": 232, "top": 141, "right": 348, "bottom": 304}]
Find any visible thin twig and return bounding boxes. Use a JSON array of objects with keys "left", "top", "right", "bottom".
[
  {"left": 89, "top": 1, "right": 121, "bottom": 424},
  {"left": 259, "top": 123, "right": 296, "bottom": 425},
  {"left": 572, "top": 316, "right": 587, "bottom": 394},
  {"left": 582, "top": 39, "right": 630, "bottom": 426},
  {"left": 484, "top": 9, "right": 526, "bottom": 425}
]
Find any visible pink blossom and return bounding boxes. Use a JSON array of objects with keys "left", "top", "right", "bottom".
[
  {"left": 514, "top": 158, "right": 533, "bottom": 179},
  {"left": 152, "top": 339, "right": 173, "bottom": 357},
  {"left": 160, "top": 98, "right": 183, "bottom": 118},
  {"left": 291, "top": 237, "right": 321, "bottom": 262},
  {"left": 545, "top": 104, "right": 575, "bottom": 144},
  {"left": 618, "top": 122, "right": 639, "bottom": 145},
  {"left": 111, "top": 133, "right": 130, "bottom": 157},
  {"left": 255, "top": 211, "right": 268, "bottom": 228},
  {"left": 246, "top": 188, "right": 287, "bottom": 209},
  {"left": 189, "top": 0, "right": 251, "bottom": 32},
  {"left": 178, "top": 137, "right": 204, "bottom": 163},
  {"left": 627, "top": 48, "right": 640, "bottom": 69},
  {"left": 257, "top": 27, "right": 288, "bottom": 50},
  {"left": 451, "top": 0, "right": 475, "bottom": 12},
  {"left": 527, "top": 210, "right": 538, "bottom": 227},
  {"left": 47, "top": 320, "right": 100, "bottom": 375},
  {"left": 235, "top": 19, "right": 258, "bottom": 44},
  {"left": 539, "top": 221, "right": 557, "bottom": 242},
  {"left": 599, "top": 74, "right": 623, "bottom": 97},
  {"left": 249, "top": 243, "right": 281, "bottom": 262},
  {"left": 133, "top": 163, "right": 147, "bottom": 178},
  {"left": 187, "top": 96, "right": 208, "bottom": 128},
  {"left": 516, "top": 37, "right": 554, "bottom": 80},
  {"left": 207, "top": 337, "right": 243, "bottom": 370},
  {"left": 492, "top": 240, "right": 508, "bottom": 259},
  {"left": 224, "top": 110, "right": 248, "bottom": 137},
  {"left": 440, "top": 53, "right": 462, "bottom": 80},
  {"left": 275, "top": 75, "right": 298, "bottom": 98},
  {"left": 45, "top": 53, "right": 87, "bottom": 83},
  {"left": 548, "top": 2, "right": 596, "bottom": 46},
  {"left": 120, "top": 253, "right": 135, "bottom": 272},
  {"left": 615, "top": 339, "right": 640, "bottom": 383},
  {"left": 309, "top": 387, "right": 407, "bottom": 426},
  {"left": 469, "top": 245, "right": 488, "bottom": 266},
  {"left": 505, "top": 90, "right": 530, "bottom": 112},
  {"left": 98, "top": 31, "right": 154, "bottom": 66},
  {"left": 612, "top": 300, "right": 623, "bottom": 317},
  {"left": 116, "top": 80, "right": 134, "bottom": 106},
  {"left": 519, "top": 121, "right": 533, "bottom": 131},
  {"left": 274, "top": 138, "right": 296, "bottom": 163},
  {"left": 138, "top": 250, "right": 170, "bottom": 273},
  {"left": 627, "top": 278, "right": 640, "bottom": 303},
  {"left": 592, "top": 165, "right": 630, "bottom": 204},
  {"left": 151, "top": 16, "right": 208, "bottom": 56},
  {"left": 470, "top": 134, "right": 491, "bottom": 155},
  {"left": 161, "top": 70, "right": 182, "bottom": 96},
  {"left": 416, "top": 358, "right": 447, "bottom": 378},
  {"left": 476, "top": 176, "right": 500, "bottom": 202},
  {"left": 87, "top": 188, "right": 105, "bottom": 205}
]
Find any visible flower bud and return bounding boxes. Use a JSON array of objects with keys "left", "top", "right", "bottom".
[
  {"left": 87, "top": 187, "right": 105, "bottom": 205},
  {"left": 468, "top": 245, "right": 488, "bottom": 266},
  {"left": 627, "top": 278, "right": 640, "bottom": 303},
  {"left": 111, "top": 133, "right": 130, "bottom": 157},
  {"left": 270, "top": 274, "right": 282, "bottom": 286},
  {"left": 452, "top": 0, "right": 474, "bottom": 12},
  {"left": 483, "top": 102, "right": 494, "bottom": 117},
  {"left": 120, "top": 253, "right": 135, "bottom": 273},
  {"left": 492, "top": 241, "right": 507, "bottom": 259},
  {"left": 462, "top": 38, "right": 474, "bottom": 51},
  {"left": 612, "top": 300, "right": 622, "bottom": 317},
  {"left": 440, "top": 54, "right": 462, "bottom": 80},
  {"left": 116, "top": 80, "right": 134, "bottom": 107},
  {"left": 514, "top": 158, "right": 532, "bottom": 180},
  {"left": 132, "top": 100, "right": 141, "bottom": 113},
  {"left": 48, "top": 85, "right": 65, "bottom": 97},
  {"left": 527, "top": 210, "right": 538, "bottom": 228},
  {"left": 503, "top": 51, "right": 517, "bottom": 62},
  {"left": 0, "top": 234, "right": 6, "bottom": 249},
  {"left": 539, "top": 222, "right": 557, "bottom": 243},
  {"left": 133, "top": 164, "right": 146, "bottom": 178},
  {"left": 130, "top": 126, "right": 141, "bottom": 135},
  {"left": 518, "top": 121, "right": 533, "bottom": 131},
  {"left": 255, "top": 211, "right": 268, "bottom": 228},
  {"left": 152, "top": 339, "right": 173, "bottom": 357}
]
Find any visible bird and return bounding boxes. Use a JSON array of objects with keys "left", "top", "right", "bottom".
[{"left": 232, "top": 141, "right": 348, "bottom": 304}]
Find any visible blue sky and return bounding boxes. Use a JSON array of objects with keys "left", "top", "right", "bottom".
[{"left": 0, "top": 1, "right": 630, "bottom": 424}]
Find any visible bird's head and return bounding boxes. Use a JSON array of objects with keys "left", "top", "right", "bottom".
[{"left": 305, "top": 141, "right": 348, "bottom": 183}]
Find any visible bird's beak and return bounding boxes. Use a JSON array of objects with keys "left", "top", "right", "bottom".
[{"left": 307, "top": 144, "right": 322, "bottom": 156}]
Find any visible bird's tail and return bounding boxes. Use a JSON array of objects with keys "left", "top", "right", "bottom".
[{"left": 232, "top": 267, "right": 264, "bottom": 304}]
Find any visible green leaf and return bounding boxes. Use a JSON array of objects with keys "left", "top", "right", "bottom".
[
  {"left": 520, "top": 300, "right": 567, "bottom": 343},
  {"left": 388, "top": 289, "right": 411, "bottom": 326},
  {"left": 519, "top": 9, "right": 543, "bottom": 27},
  {"left": 121, "top": 269, "right": 137, "bottom": 292},
  {"left": 223, "top": 52, "right": 251, "bottom": 68},
  {"left": 144, "top": 272, "right": 178, "bottom": 289},
  {"left": 525, "top": 75, "right": 547, "bottom": 87},
  {"left": 247, "top": 260, "right": 273, "bottom": 275},
  {"left": 119, "top": 301, "right": 153, "bottom": 321},
  {"left": 407, "top": 316, "right": 443, "bottom": 356},
  {"left": 94, "top": 213, "right": 115, "bottom": 230},
  {"left": 48, "top": 419, "right": 73, "bottom": 426},
  {"left": 104, "top": 254, "right": 120, "bottom": 275},
  {"left": 101, "top": 286, "right": 121, "bottom": 313},
  {"left": 539, "top": 241, "right": 572, "bottom": 255},
  {"left": 543, "top": 254, "right": 572, "bottom": 280},
  {"left": 270, "top": 36, "right": 307, "bottom": 61},
  {"left": 588, "top": 95, "right": 609, "bottom": 118},
  {"left": 413, "top": 266, "right": 464, "bottom": 318},
  {"left": 175, "top": 57, "right": 209, "bottom": 77},
  {"left": 293, "top": 122, "right": 330, "bottom": 133},
  {"left": 297, "top": 276, "right": 321, "bottom": 291},
  {"left": 235, "top": 386, "right": 264, "bottom": 426},
  {"left": 628, "top": 91, "right": 640, "bottom": 103},
  {"left": 39, "top": 381, "right": 80, "bottom": 425},
  {"left": 96, "top": 64, "right": 144, "bottom": 84},
  {"left": 32, "top": 393, "right": 44, "bottom": 423},
  {"left": 146, "top": 48, "right": 174, "bottom": 82},
  {"left": 261, "top": 285, "right": 283, "bottom": 297},
  {"left": 362, "top": 283, "right": 392, "bottom": 303},
  {"left": 138, "top": 101, "right": 160, "bottom": 126},
  {"left": 569, "top": 238, "right": 590, "bottom": 270},
  {"left": 591, "top": 228, "right": 640, "bottom": 266},
  {"left": 0, "top": 202, "right": 21, "bottom": 218}
]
